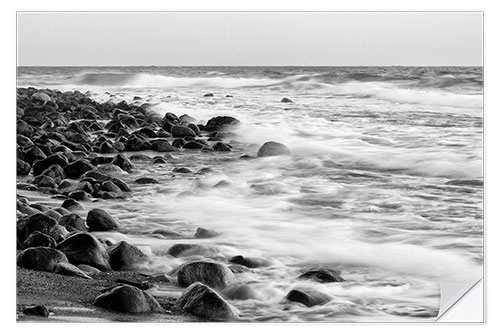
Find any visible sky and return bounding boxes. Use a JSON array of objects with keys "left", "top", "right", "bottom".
[{"left": 17, "top": 12, "right": 483, "bottom": 66}]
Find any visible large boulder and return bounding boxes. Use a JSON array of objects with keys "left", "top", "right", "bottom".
[
  {"left": 285, "top": 288, "right": 332, "bottom": 307},
  {"left": 167, "top": 243, "right": 199, "bottom": 257},
  {"left": 19, "top": 213, "right": 62, "bottom": 242},
  {"left": 175, "top": 282, "right": 238, "bottom": 320},
  {"left": 107, "top": 241, "right": 148, "bottom": 271},
  {"left": 17, "top": 158, "right": 31, "bottom": 175},
  {"left": 32, "top": 154, "right": 68, "bottom": 176},
  {"left": 86, "top": 208, "right": 119, "bottom": 231},
  {"left": 204, "top": 116, "right": 240, "bottom": 132},
  {"left": 99, "top": 141, "right": 119, "bottom": 154},
  {"left": 256, "top": 141, "right": 291, "bottom": 157},
  {"left": 150, "top": 139, "right": 178, "bottom": 152},
  {"left": 177, "top": 261, "right": 236, "bottom": 289},
  {"left": 94, "top": 285, "right": 164, "bottom": 313},
  {"left": 40, "top": 164, "right": 66, "bottom": 182},
  {"left": 59, "top": 213, "right": 87, "bottom": 232},
  {"left": 57, "top": 232, "right": 111, "bottom": 271},
  {"left": 111, "top": 153, "right": 133, "bottom": 172},
  {"left": 22, "top": 145, "right": 47, "bottom": 165},
  {"left": 171, "top": 126, "right": 196, "bottom": 138},
  {"left": 64, "top": 159, "right": 95, "bottom": 179},
  {"left": 22, "top": 231, "right": 57, "bottom": 248}
]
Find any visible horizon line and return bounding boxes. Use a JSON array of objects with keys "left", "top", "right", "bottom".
[{"left": 17, "top": 64, "right": 483, "bottom": 67}]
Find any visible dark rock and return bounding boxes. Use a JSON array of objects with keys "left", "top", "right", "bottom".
[
  {"left": 152, "top": 157, "right": 167, "bottom": 164},
  {"left": 177, "top": 261, "right": 236, "bottom": 289},
  {"left": 286, "top": 289, "right": 332, "bottom": 307},
  {"left": 194, "top": 227, "right": 219, "bottom": 239},
  {"left": 102, "top": 180, "right": 121, "bottom": 192},
  {"left": 17, "top": 158, "right": 31, "bottom": 175},
  {"left": 22, "top": 305, "right": 50, "bottom": 317},
  {"left": 44, "top": 209, "right": 62, "bottom": 222},
  {"left": 64, "top": 159, "right": 95, "bottom": 179},
  {"left": 57, "top": 179, "right": 75, "bottom": 190},
  {"left": 135, "top": 177, "right": 158, "bottom": 184},
  {"left": 150, "top": 139, "right": 178, "bottom": 152},
  {"left": 203, "top": 93, "right": 214, "bottom": 97},
  {"left": 124, "top": 135, "right": 150, "bottom": 151},
  {"left": 204, "top": 116, "right": 240, "bottom": 132},
  {"left": 156, "top": 129, "right": 171, "bottom": 138},
  {"left": 61, "top": 198, "right": 83, "bottom": 210},
  {"left": 212, "top": 142, "right": 231, "bottom": 152},
  {"left": 68, "top": 190, "right": 90, "bottom": 201},
  {"left": 183, "top": 141, "right": 205, "bottom": 150},
  {"left": 82, "top": 170, "right": 112, "bottom": 182},
  {"left": 228, "top": 264, "right": 250, "bottom": 274},
  {"left": 30, "top": 203, "right": 48, "bottom": 212},
  {"left": 94, "top": 285, "right": 164, "bottom": 313},
  {"left": 133, "top": 127, "right": 157, "bottom": 138},
  {"left": 173, "top": 167, "right": 191, "bottom": 174},
  {"left": 75, "top": 181, "right": 94, "bottom": 194},
  {"left": 129, "top": 153, "right": 152, "bottom": 162},
  {"left": 111, "top": 178, "right": 132, "bottom": 192},
  {"left": 445, "top": 179, "right": 484, "bottom": 186},
  {"left": 298, "top": 268, "right": 345, "bottom": 283},
  {"left": 99, "top": 141, "right": 119, "bottom": 153},
  {"left": 40, "top": 164, "right": 66, "bottom": 183},
  {"left": 256, "top": 141, "right": 291, "bottom": 157},
  {"left": 228, "top": 255, "right": 269, "bottom": 268},
  {"left": 167, "top": 243, "right": 198, "bottom": 257},
  {"left": 22, "top": 145, "right": 47, "bottom": 165},
  {"left": 196, "top": 167, "right": 213, "bottom": 174},
  {"left": 223, "top": 284, "right": 258, "bottom": 300},
  {"left": 57, "top": 232, "right": 111, "bottom": 271},
  {"left": 17, "top": 134, "right": 33, "bottom": 147},
  {"left": 171, "top": 126, "right": 197, "bottom": 138},
  {"left": 281, "top": 97, "right": 293, "bottom": 103},
  {"left": 176, "top": 282, "right": 238, "bottom": 319},
  {"left": 32, "top": 154, "right": 68, "bottom": 176},
  {"left": 17, "top": 247, "right": 67, "bottom": 272},
  {"left": 111, "top": 153, "right": 134, "bottom": 172},
  {"left": 87, "top": 208, "right": 119, "bottom": 231},
  {"left": 22, "top": 231, "right": 57, "bottom": 248},
  {"left": 90, "top": 156, "right": 114, "bottom": 166},
  {"left": 108, "top": 241, "right": 148, "bottom": 270},
  {"left": 171, "top": 138, "right": 186, "bottom": 148},
  {"left": 59, "top": 213, "right": 87, "bottom": 232},
  {"left": 187, "top": 124, "right": 200, "bottom": 135},
  {"left": 19, "top": 213, "right": 59, "bottom": 242}
]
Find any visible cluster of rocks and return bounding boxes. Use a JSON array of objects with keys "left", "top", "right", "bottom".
[{"left": 16, "top": 88, "right": 327, "bottom": 321}]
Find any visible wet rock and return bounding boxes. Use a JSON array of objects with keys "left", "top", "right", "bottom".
[
  {"left": 77, "top": 264, "right": 101, "bottom": 275},
  {"left": 17, "top": 134, "right": 33, "bottom": 147},
  {"left": 256, "top": 141, "right": 291, "bottom": 157},
  {"left": 76, "top": 181, "right": 94, "bottom": 194},
  {"left": 44, "top": 209, "right": 62, "bottom": 222},
  {"left": 102, "top": 180, "right": 121, "bottom": 192},
  {"left": 22, "top": 305, "right": 50, "bottom": 317},
  {"left": 22, "top": 145, "right": 47, "bottom": 165},
  {"left": 150, "top": 139, "right": 178, "bottom": 152},
  {"left": 281, "top": 97, "right": 293, "bottom": 103},
  {"left": 285, "top": 289, "right": 332, "bottom": 307},
  {"left": 22, "top": 231, "right": 57, "bottom": 248},
  {"left": 82, "top": 170, "right": 112, "bottom": 182},
  {"left": 96, "top": 164, "right": 128, "bottom": 176},
  {"left": 32, "top": 154, "right": 68, "bottom": 176},
  {"left": 135, "top": 177, "right": 158, "bottom": 184},
  {"left": 68, "top": 190, "right": 90, "bottom": 201},
  {"left": 223, "top": 284, "right": 258, "bottom": 300},
  {"left": 152, "top": 157, "right": 167, "bottom": 164},
  {"left": 124, "top": 135, "right": 150, "bottom": 151},
  {"left": 167, "top": 243, "right": 198, "bottom": 257},
  {"left": 183, "top": 141, "right": 205, "bottom": 150},
  {"left": 40, "top": 164, "right": 66, "bottom": 183},
  {"left": 99, "top": 141, "right": 119, "bottom": 153},
  {"left": 57, "top": 179, "right": 75, "bottom": 190},
  {"left": 212, "top": 142, "right": 231, "bottom": 152},
  {"left": 156, "top": 129, "right": 171, "bottom": 138},
  {"left": 111, "top": 178, "right": 132, "bottom": 192},
  {"left": 87, "top": 208, "right": 119, "bottom": 231},
  {"left": 94, "top": 285, "right": 164, "bottom": 313},
  {"left": 108, "top": 241, "right": 148, "bottom": 271},
  {"left": 228, "top": 255, "right": 269, "bottom": 268},
  {"left": 19, "top": 213, "right": 60, "bottom": 242},
  {"left": 17, "top": 158, "right": 31, "bottom": 175},
  {"left": 59, "top": 213, "right": 87, "bottom": 232},
  {"left": 298, "top": 268, "right": 345, "bottom": 283},
  {"left": 173, "top": 167, "right": 191, "bottom": 174},
  {"left": 177, "top": 261, "right": 236, "bottom": 289},
  {"left": 194, "top": 227, "right": 219, "bottom": 239},
  {"left": 171, "top": 138, "right": 186, "bottom": 148},
  {"left": 228, "top": 264, "right": 250, "bottom": 274},
  {"left": 129, "top": 153, "right": 152, "bottom": 162},
  {"left": 445, "top": 179, "right": 483, "bottom": 186},
  {"left": 204, "top": 116, "right": 240, "bottom": 132},
  {"left": 187, "top": 124, "right": 200, "bottom": 136},
  {"left": 203, "top": 93, "right": 214, "bottom": 97},
  {"left": 61, "top": 198, "right": 83, "bottom": 210},
  {"left": 64, "top": 159, "right": 95, "bottom": 179},
  {"left": 176, "top": 282, "right": 238, "bottom": 319},
  {"left": 171, "top": 125, "right": 197, "bottom": 138},
  {"left": 196, "top": 167, "right": 213, "bottom": 174},
  {"left": 111, "top": 153, "right": 133, "bottom": 172},
  {"left": 57, "top": 232, "right": 111, "bottom": 271},
  {"left": 17, "top": 247, "right": 66, "bottom": 272}
]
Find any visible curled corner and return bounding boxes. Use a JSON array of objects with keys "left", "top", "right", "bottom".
[{"left": 436, "top": 277, "right": 483, "bottom": 321}]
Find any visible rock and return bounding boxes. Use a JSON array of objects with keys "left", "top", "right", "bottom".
[
  {"left": 223, "top": 284, "right": 258, "bottom": 300},
  {"left": 176, "top": 282, "right": 238, "bottom": 319},
  {"left": 77, "top": 264, "right": 101, "bottom": 275},
  {"left": 17, "top": 247, "right": 67, "bottom": 272},
  {"left": 22, "top": 305, "right": 50, "bottom": 317},
  {"left": 194, "top": 227, "right": 219, "bottom": 239},
  {"left": 111, "top": 153, "right": 133, "bottom": 172},
  {"left": 44, "top": 209, "right": 62, "bottom": 222},
  {"left": 19, "top": 213, "right": 60, "bottom": 242},
  {"left": 102, "top": 180, "right": 121, "bottom": 192},
  {"left": 53, "top": 261, "right": 92, "bottom": 279},
  {"left": 64, "top": 159, "right": 95, "bottom": 179},
  {"left": 281, "top": 97, "right": 293, "bottom": 103},
  {"left": 32, "top": 153, "right": 68, "bottom": 176},
  {"left": 167, "top": 243, "right": 199, "bottom": 257},
  {"left": 59, "top": 213, "right": 87, "bottom": 232},
  {"left": 171, "top": 126, "right": 196, "bottom": 138},
  {"left": 135, "top": 177, "right": 158, "bottom": 184},
  {"left": 228, "top": 264, "right": 250, "bottom": 274},
  {"left": 187, "top": 124, "right": 200, "bottom": 135},
  {"left": 57, "top": 179, "right": 75, "bottom": 190},
  {"left": 23, "top": 231, "right": 57, "bottom": 248},
  {"left": 61, "top": 198, "right": 83, "bottom": 210},
  {"left": 298, "top": 268, "right": 345, "bottom": 283},
  {"left": 177, "top": 261, "right": 236, "bottom": 289},
  {"left": 203, "top": 93, "right": 214, "bottom": 97},
  {"left": 228, "top": 255, "right": 269, "bottom": 268},
  {"left": 17, "top": 158, "right": 31, "bottom": 175},
  {"left": 285, "top": 289, "right": 332, "bottom": 307},
  {"left": 212, "top": 142, "right": 231, "bottom": 152},
  {"left": 111, "top": 178, "right": 132, "bottom": 192},
  {"left": 96, "top": 164, "right": 128, "bottom": 176},
  {"left": 68, "top": 190, "right": 90, "bottom": 201},
  {"left": 173, "top": 167, "right": 191, "bottom": 174},
  {"left": 124, "top": 135, "right": 150, "bottom": 151},
  {"left": 150, "top": 139, "right": 178, "bottom": 152},
  {"left": 76, "top": 181, "right": 94, "bottom": 194},
  {"left": 171, "top": 138, "right": 186, "bottom": 148},
  {"left": 22, "top": 145, "right": 47, "bottom": 165},
  {"left": 204, "top": 116, "right": 240, "bottom": 132},
  {"left": 57, "top": 232, "right": 111, "bottom": 271},
  {"left": 99, "top": 141, "right": 119, "bottom": 153},
  {"left": 87, "top": 208, "right": 119, "bottom": 231},
  {"left": 40, "top": 164, "right": 66, "bottom": 182},
  {"left": 107, "top": 241, "right": 148, "bottom": 271},
  {"left": 256, "top": 141, "right": 291, "bottom": 157},
  {"left": 183, "top": 141, "right": 206, "bottom": 150},
  {"left": 82, "top": 170, "right": 112, "bottom": 182},
  {"left": 129, "top": 153, "right": 152, "bottom": 162},
  {"left": 17, "top": 134, "right": 33, "bottom": 147},
  {"left": 94, "top": 285, "right": 164, "bottom": 313}
]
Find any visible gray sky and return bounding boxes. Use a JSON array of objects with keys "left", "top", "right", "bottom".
[{"left": 17, "top": 12, "right": 483, "bottom": 66}]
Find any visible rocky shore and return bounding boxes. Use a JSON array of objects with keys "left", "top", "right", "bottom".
[{"left": 16, "top": 87, "right": 344, "bottom": 322}]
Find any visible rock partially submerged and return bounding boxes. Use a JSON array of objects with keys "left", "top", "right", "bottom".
[
  {"left": 286, "top": 288, "right": 332, "bottom": 307},
  {"left": 298, "top": 268, "right": 345, "bottom": 283},
  {"left": 256, "top": 141, "right": 291, "bottom": 157},
  {"left": 108, "top": 241, "right": 148, "bottom": 271},
  {"left": 86, "top": 208, "right": 119, "bottom": 231},
  {"left": 175, "top": 282, "right": 238, "bottom": 320},
  {"left": 22, "top": 305, "right": 50, "bottom": 317},
  {"left": 57, "top": 232, "right": 111, "bottom": 271},
  {"left": 177, "top": 261, "right": 236, "bottom": 289}
]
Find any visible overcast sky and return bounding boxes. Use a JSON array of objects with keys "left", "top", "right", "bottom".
[{"left": 17, "top": 12, "right": 482, "bottom": 66}]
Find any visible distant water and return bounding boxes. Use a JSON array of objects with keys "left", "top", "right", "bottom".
[{"left": 17, "top": 66, "right": 483, "bottom": 322}]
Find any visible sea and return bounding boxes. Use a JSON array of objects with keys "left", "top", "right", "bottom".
[{"left": 16, "top": 66, "right": 484, "bottom": 322}]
